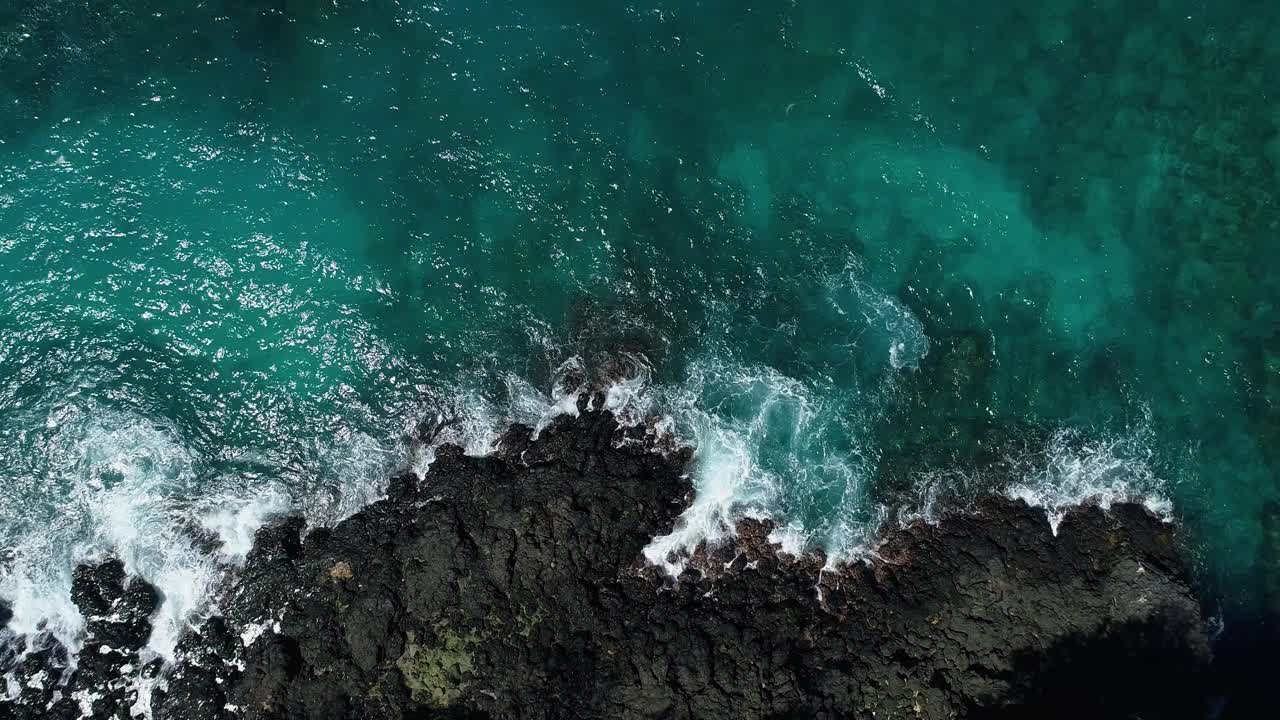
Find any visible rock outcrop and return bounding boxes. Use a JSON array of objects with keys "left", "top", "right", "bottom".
[
  {"left": 3, "top": 399, "right": 1213, "bottom": 719},
  {"left": 0, "top": 559, "right": 159, "bottom": 720}
]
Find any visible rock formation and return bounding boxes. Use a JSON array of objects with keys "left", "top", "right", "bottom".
[
  {"left": 2, "top": 398, "right": 1213, "bottom": 719},
  {"left": 1, "top": 559, "right": 159, "bottom": 719}
]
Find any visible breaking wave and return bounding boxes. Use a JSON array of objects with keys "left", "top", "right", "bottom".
[
  {"left": 1006, "top": 409, "right": 1172, "bottom": 534},
  {"left": 0, "top": 351, "right": 1172, "bottom": 690}
]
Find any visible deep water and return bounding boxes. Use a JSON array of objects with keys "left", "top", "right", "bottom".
[{"left": 1, "top": 0, "right": 1278, "bottom": 663}]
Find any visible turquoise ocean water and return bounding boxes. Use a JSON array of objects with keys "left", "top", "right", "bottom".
[{"left": 1, "top": 0, "right": 1278, "bottom": 661}]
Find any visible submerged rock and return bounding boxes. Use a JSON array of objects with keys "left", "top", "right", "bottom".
[{"left": 3, "top": 400, "right": 1213, "bottom": 719}]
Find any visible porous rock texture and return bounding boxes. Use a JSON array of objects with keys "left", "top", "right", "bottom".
[{"left": 3, "top": 398, "right": 1211, "bottom": 719}]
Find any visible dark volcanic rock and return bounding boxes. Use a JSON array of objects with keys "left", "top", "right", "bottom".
[
  {"left": 5, "top": 633, "right": 76, "bottom": 719},
  {"left": 0, "top": 401, "right": 1215, "bottom": 719},
  {"left": 1, "top": 559, "right": 161, "bottom": 720},
  {"left": 151, "top": 617, "right": 241, "bottom": 720},
  {"left": 72, "top": 558, "right": 161, "bottom": 655},
  {"left": 148, "top": 400, "right": 1209, "bottom": 720}
]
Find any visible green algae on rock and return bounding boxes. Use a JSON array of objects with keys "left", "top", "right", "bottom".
[{"left": 396, "top": 624, "right": 484, "bottom": 708}]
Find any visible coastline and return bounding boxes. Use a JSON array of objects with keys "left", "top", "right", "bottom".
[{"left": 2, "top": 396, "right": 1215, "bottom": 719}]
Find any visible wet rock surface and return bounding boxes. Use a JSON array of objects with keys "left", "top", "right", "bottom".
[
  {"left": 3, "top": 402, "right": 1224, "bottom": 718},
  {"left": 1, "top": 558, "right": 160, "bottom": 720}
]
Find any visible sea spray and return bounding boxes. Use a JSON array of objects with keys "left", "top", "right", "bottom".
[
  {"left": 1006, "top": 408, "right": 1172, "bottom": 534},
  {"left": 0, "top": 401, "right": 409, "bottom": 667},
  {"left": 0, "top": 351, "right": 1178, "bottom": 694},
  {"left": 0, "top": 406, "right": 201, "bottom": 662},
  {"left": 198, "top": 486, "right": 293, "bottom": 563},
  {"left": 415, "top": 357, "right": 591, "bottom": 469},
  {"left": 632, "top": 362, "right": 1171, "bottom": 572},
  {"left": 636, "top": 263, "right": 934, "bottom": 572},
  {"left": 631, "top": 356, "right": 879, "bottom": 573}
]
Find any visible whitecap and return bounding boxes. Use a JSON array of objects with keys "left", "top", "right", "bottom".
[
  {"left": 0, "top": 404, "right": 219, "bottom": 663},
  {"left": 1006, "top": 411, "right": 1171, "bottom": 534},
  {"left": 641, "top": 357, "right": 877, "bottom": 573},
  {"left": 198, "top": 486, "right": 292, "bottom": 564}
]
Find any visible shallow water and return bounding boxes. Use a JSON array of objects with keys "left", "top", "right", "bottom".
[{"left": 1, "top": 0, "right": 1278, "bottom": 662}]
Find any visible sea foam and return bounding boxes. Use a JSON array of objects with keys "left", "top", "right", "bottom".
[
  {"left": 1, "top": 405, "right": 298, "bottom": 673},
  {"left": 1006, "top": 410, "right": 1172, "bottom": 534},
  {"left": 0, "top": 353, "right": 1173, "bottom": 701},
  {"left": 634, "top": 356, "right": 880, "bottom": 575}
]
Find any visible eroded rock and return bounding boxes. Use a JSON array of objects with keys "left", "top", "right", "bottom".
[
  {"left": 155, "top": 402, "right": 1209, "bottom": 720},
  {"left": 0, "top": 402, "right": 1217, "bottom": 719}
]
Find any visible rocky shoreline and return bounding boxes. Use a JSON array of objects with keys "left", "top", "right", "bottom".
[{"left": 1, "top": 398, "right": 1220, "bottom": 718}]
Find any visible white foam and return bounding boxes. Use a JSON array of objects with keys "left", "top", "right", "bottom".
[
  {"left": 129, "top": 673, "right": 163, "bottom": 719},
  {"left": 766, "top": 522, "right": 813, "bottom": 559},
  {"left": 0, "top": 383, "right": 513, "bottom": 706},
  {"left": 503, "top": 356, "right": 586, "bottom": 437},
  {"left": 826, "top": 261, "right": 930, "bottom": 371},
  {"left": 0, "top": 552, "right": 85, "bottom": 654},
  {"left": 199, "top": 486, "right": 292, "bottom": 563},
  {"left": 893, "top": 466, "right": 988, "bottom": 529},
  {"left": 1005, "top": 410, "right": 1171, "bottom": 534},
  {"left": 435, "top": 391, "right": 505, "bottom": 458},
  {"left": 308, "top": 428, "right": 406, "bottom": 526},
  {"left": 636, "top": 268, "right": 930, "bottom": 574},
  {"left": 641, "top": 358, "right": 874, "bottom": 573},
  {"left": 0, "top": 397, "right": 312, "bottom": 678},
  {"left": 603, "top": 353, "right": 655, "bottom": 427},
  {"left": 143, "top": 557, "right": 219, "bottom": 663},
  {"left": 637, "top": 344, "right": 1168, "bottom": 578},
  {"left": 73, "top": 684, "right": 101, "bottom": 717},
  {"left": 0, "top": 408, "right": 212, "bottom": 663},
  {"left": 417, "top": 357, "right": 590, "bottom": 469},
  {"left": 78, "top": 423, "right": 225, "bottom": 664},
  {"left": 239, "top": 620, "right": 271, "bottom": 648},
  {"left": 644, "top": 416, "right": 765, "bottom": 575}
]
